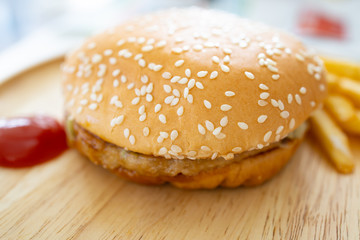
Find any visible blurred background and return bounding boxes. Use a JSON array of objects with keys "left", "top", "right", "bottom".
[{"left": 0, "top": 0, "right": 359, "bottom": 80}]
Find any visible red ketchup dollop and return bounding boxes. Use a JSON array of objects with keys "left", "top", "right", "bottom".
[{"left": 0, "top": 116, "right": 68, "bottom": 168}]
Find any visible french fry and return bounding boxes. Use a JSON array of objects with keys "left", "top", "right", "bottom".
[
  {"left": 326, "top": 73, "right": 339, "bottom": 92},
  {"left": 325, "top": 94, "right": 354, "bottom": 122},
  {"left": 337, "top": 77, "right": 360, "bottom": 106},
  {"left": 322, "top": 57, "right": 360, "bottom": 80},
  {"left": 310, "top": 109, "right": 354, "bottom": 173},
  {"left": 325, "top": 94, "right": 360, "bottom": 135}
]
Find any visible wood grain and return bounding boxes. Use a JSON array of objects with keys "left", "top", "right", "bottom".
[{"left": 0, "top": 60, "right": 359, "bottom": 240}]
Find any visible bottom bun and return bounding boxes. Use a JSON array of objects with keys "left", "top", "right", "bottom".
[{"left": 69, "top": 121, "right": 303, "bottom": 189}]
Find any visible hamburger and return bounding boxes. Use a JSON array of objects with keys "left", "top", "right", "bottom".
[{"left": 62, "top": 8, "right": 327, "bottom": 189}]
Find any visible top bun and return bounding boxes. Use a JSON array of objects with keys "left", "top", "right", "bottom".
[{"left": 62, "top": 8, "right": 327, "bottom": 160}]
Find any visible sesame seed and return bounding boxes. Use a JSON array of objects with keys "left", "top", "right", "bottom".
[
  {"left": 258, "top": 100, "right": 268, "bottom": 106},
  {"left": 131, "top": 97, "right": 140, "bottom": 105},
  {"left": 319, "top": 84, "right": 325, "bottom": 91},
  {"left": 142, "top": 45, "right": 153, "bottom": 52},
  {"left": 212, "top": 56, "right": 220, "bottom": 63},
  {"left": 315, "top": 73, "right": 321, "bottom": 80},
  {"left": 188, "top": 151, "right": 197, "bottom": 157},
  {"left": 295, "top": 94, "right": 302, "bottom": 105},
  {"left": 138, "top": 59, "right": 146, "bottom": 67},
  {"left": 87, "top": 42, "right": 96, "bottom": 49},
  {"left": 300, "top": 87, "right": 307, "bottom": 94},
  {"left": 225, "top": 91, "right": 235, "bottom": 97},
  {"left": 264, "top": 131, "right": 272, "bottom": 142},
  {"left": 198, "top": 124, "right": 206, "bottom": 135},
  {"left": 117, "top": 39, "right": 125, "bottom": 46},
  {"left": 204, "top": 100, "right": 212, "bottom": 109},
  {"left": 173, "top": 89, "right": 180, "bottom": 97},
  {"left": 289, "top": 118, "right": 296, "bottom": 129},
  {"left": 295, "top": 53, "right": 305, "bottom": 62},
  {"left": 187, "top": 94, "right": 193, "bottom": 103},
  {"left": 276, "top": 126, "right": 284, "bottom": 134},
  {"left": 170, "top": 130, "right": 178, "bottom": 141},
  {"left": 80, "top": 99, "right": 88, "bottom": 105},
  {"left": 153, "top": 65, "right": 163, "bottom": 72},
  {"left": 258, "top": 115, "right": 268, "bottom": 123},
  {"left": 154, "top": 104, "right": 161, "bottom": 113},
  {"left": 201, "top": 146, "right": 211, "bottom": 152},
  {"left": 163, "top": 85, "right": 171, "bottom": 93},
  {"left": 211, "top": 152, "right": 218, "bottom": 160},
  {"left": 112, "top": 69, "right": 120, "bottom": 77},
  {"left": 278, "top": 100, "right": 285, "bottom": 110},
  {"left": 156, "top": 40, "right": 167, "bottom": 48},
  {"left": 259, "top": 84, "right": 269, "bottom": 90},
  {"left": 237, "top": 122, "right": 248, "bottom": 130},
  {"left": 143, "top": 127, "right": 150, "bottom": 136},
  {"left": 185, "top": 69, "right": 191, "bottom": 78},
  {"left": 124, "top": 128, "right": 130, "bottom": 138},
  {"left": 135, "top": 88, "right": 140, "bottom": 96},
  {"left": 260, "top": 92, "right": 270, "bottom": 100},
  {"left": 159, "top": 114, "right": 166, "bottom": 124},
  {"left": 310, "top": 101, "right": 316, "bottom": 107},
  {"left": 76, "top": 106, "right": 83, "bottom": 114},
  {"left": 220, "top": 64, "right": 230, "bottom": 73},
  {"left": 188, "top": 79, "right": 195, "bottom": 89},
  {"left": 165, "top": 96, "right": 174, "bottom": 104},
  {"left": 223, "top": 48, "right": 232, "bottom": 54},
  {"left": 160, "top": 132, "right": 169, "bottom": 139},
  {"left": 215, "top": 133, "right": 226, "bottom": 139},
  {"left": 162, "top": 72, "right": 172, "bottom": 79},
  {"left": 177, "top": 106, "right": 184, "bottom": 116},
  {"left": 220, "top": 104, "right": 232, "bottom": 111},
  {"left": 109, "top": 57, "right": 117, "bottom": 65},
  {"left": 197, "top": 71, "right": 208, "bottom": 78},
  {"left": 104, "top": 49, "right": 113, "bottom": 56},
  {"left": 175, "top": 60, "right": 184, "bottom": 67},
  {"left": 205, "top": 120, "right": 214, "bottom": 131},
  {"left": 257, "top": 144, "right": 264, "bottom": 149},
  {"left": 139, "top": 113, "right": 146, "bottom": 122},
  {"left": 210, "top": 71, "right": 218, "bottom": 79},
  {"left": 178, "top": 78, "right": 188, "bottom": 84},
  {"left": 245, "top": 71, "right": 255, "bottom": 79},
  {"left": 158, "top": 147, "right": 167, "bottom": 155},
  {"left": 171, "top": 145, "right": 182, "bottom": 153},
  {"left": 134, "top": 54, "right": 143, "bottom": 61},
  {"left": 213, "top": 127, "right": 222, "bottom": 136},
  {"left": 196, "top": 82, "right": 204, "bottom": 89},
  {"left": 171, "top": 98, "right": 179, "bottom": 106},
  {"left": 141, "top": 75, "right": 149, "bottom": 84},
  {"left": 129, "top": 135, "right": 135, "bottom": 145},
  {"left": 91, "top": 54, "right": 102, "bottom": 63},
  {"left": 280, "top": 111, "right": 290, "bottom": 118},
  {"left": 121, "top": 75, "right": 127, "bottom": 83},
  {"left": 157, "top": 136, "right": 164, "bottom": 143},
  {"left": 220, "top": 116, "right": 228, "bottom": 127},
  {"left": 268, "top": 65, "right": 278, "bottom": 73},
  {"left": 170, "top": 76, "right": 181, "bottom": 83},
  {"left": 146, "top": 83, "right": 153, "bottom": 93},
  {"left": 288, "top": 94, "right": 293, "bottom": 104},
  {"left": 232, "top": 147, "right": 242, "bottom": 153},
  {"left": 137, "top": 37, "right": 145, "bottom": 44},
  {"left": 172, "top": 47, "right": 183, "bottom": 54},
  {"left": 223, "top": 55, "right": 230, "bottom": 64},
  {"left": 183, "top": 87, "right": 189, "bottom": 98},
  {"left": 127, "top": 82, "right": 134, "bottom": 90},
  {"left": 138, "top": 105, "right": 145, "bottom": 114},
  {"left": 193, "top": 44, "right": 203, "bottom": 51},
  {"left": 182, "top": 45, "right": 190, "bottom": 51},
  {"left": 89, "top": 103, "right": 98, "bottom": 110},
  {"left": 127, "top": 37, "right": 136, "bottom": 42}
]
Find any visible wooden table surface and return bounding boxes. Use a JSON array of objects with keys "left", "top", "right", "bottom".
[{"left": 0, "top": 59, "right": 359, "bottom": 240}]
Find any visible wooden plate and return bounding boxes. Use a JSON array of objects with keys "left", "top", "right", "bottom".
[{"left": 1, "top": 59, "right": 359, "bottom": 239}]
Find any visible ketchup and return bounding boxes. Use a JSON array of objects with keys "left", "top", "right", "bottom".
[{"left": 0, "top": 116, "right": 68, "bottom": 168}]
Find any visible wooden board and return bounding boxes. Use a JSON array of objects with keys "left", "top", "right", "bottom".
[{"left": 0, "top": 59, "right": 359, "bottom": 240}]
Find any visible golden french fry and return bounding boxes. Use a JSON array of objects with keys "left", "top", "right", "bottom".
[
  {"left": 322, "top": 57, "right": 360, "bottom": 80},
  {"left": 337, "top": 77, "right": 360, "bottom": 106},
  {"left": 310, "top": 109, "right": 354, "bottom": 173},
  {"left": 325, "top": 94, "right": 354, "bottom": 122},
  {"left": 341, "top": 111, "right": 360, "bottom": 135},
  {"left": 325, "top": 73, "right": 339, "bottom": 92},
  {"left": 325, "top": 94, "right": 360, "bottom": 135}
]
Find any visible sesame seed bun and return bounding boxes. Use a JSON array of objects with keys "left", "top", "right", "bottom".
[{"left": 62, "top": 8, "right": 326, "bottom": 187}]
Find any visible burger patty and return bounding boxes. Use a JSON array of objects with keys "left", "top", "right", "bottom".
[{"left": 68, "top": 120, "right": 306, "bottom": 177}]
